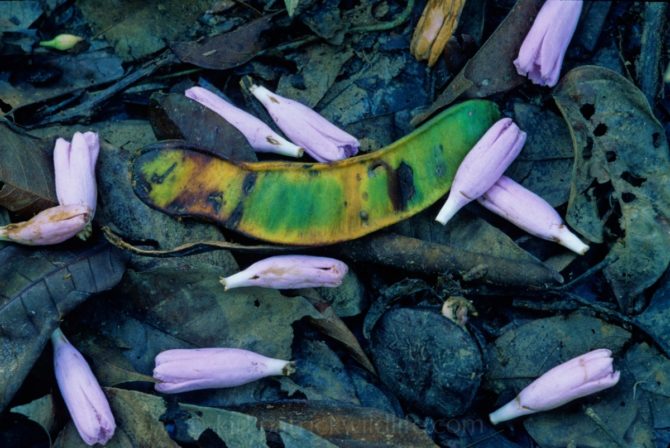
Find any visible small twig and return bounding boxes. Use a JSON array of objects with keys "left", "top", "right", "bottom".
[
  {"left": 349, "top": 0, "right": 415, "bottom": 33},
  {"left": 555, "top": 254, "right": 618, "bottom": 291},
  {"left": 102, "top": 226, "right": 304, "bottom": 256},
  {"left": 266, "top": 0, "right": 415, "bottom": 54},
  {"left": 584, "top": 408, "right": 629, "bottom": 448},
  {"left": 30, "top": 51, "right": 177, "bottom": 127}
]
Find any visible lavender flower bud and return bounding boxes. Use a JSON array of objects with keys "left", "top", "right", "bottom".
[
  {"left": 51, "top": 328, "right": 115, "bottom": 446},
  {"left": 249, "top": 84, "right": 360, "bottom": 163},
  {"left": 489, "top": 349, "right": 620, "bottom": 424},
  {"left": 220, "top": 255, "right": 348, "bottom": 290},
  {"left": 478, "top": 176, "right": 589, "bottom": 254},
  {"left": 153, "top": 348, "right": 295, "bottom": 394},
  {"left": 0, "top": 204, "right": 89, "bottom": 245},
  {"left": 39, "top": 34, "right": 84, "bottom": 51},
  {"left": 436, "top": 118, "right": 526, "bottom": 225},
  {"left": 514, "top": 0, "right": 583, "bottom": 87},
  {"left": 53, "top": 131, "right": 99, "bottom": 214},
  {"left": 184, "top": 86, "right": 303, "bottom": 157}
]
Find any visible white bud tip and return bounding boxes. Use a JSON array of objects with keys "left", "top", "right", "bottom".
[
  {"left": 435, "top": 196, "right": 462, "bottom": 225},
  {"left": 557, "top": 228, "right": 590, "bottom": 255},
  {"left": 264, "top": 137, "right": 303, "bottom": 158},
  {"left": 220, "top": 273, "right": 246, "bottom": 291},
  {"left": 489, "top": 399, "right": 526, "bottom": 425}
]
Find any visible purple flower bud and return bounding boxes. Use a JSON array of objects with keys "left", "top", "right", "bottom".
[
  {"left": 220, "top": 255, "right": 349, "bottom": 290},
  {"left": 185, "top": 86, "right": 303, "bottom": 157},
  {"left": 153, "top": 348, "right": 295, "bottom": 394},
  {"left": 478, "top": 176, "right": 589, "bottom": 254},
  {"left": 0, "top": 204, "right": 89, "bottom": 245},
  {"left": 249, "top": 84, "right": 360, "bottom": 163},
  {"left": 53, "top": 131, "right": 99, "bottom": 214},
  {"left": 436, "top": 118, "right": 526, "bottom": 225},
  {"left": 513, "top": 0, "right": 583, "bottom": 87},
  {"left": 51, "top": 328, "right": 115, "bottom": 446},
  {"left": 489, "top": 348, "right": 620, "bottom": 424}
]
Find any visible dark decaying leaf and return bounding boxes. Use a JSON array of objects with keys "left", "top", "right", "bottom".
[
  {"left": 369, "top": 307, "right": 482, "bottom": 418},
  {"left": 0, "top": 121, "right": 56, "bottom": 216},
  {"left": 116, "top": 264, "right": 320, "bottom": 361},
  {"left": 54, "top": 423, "right": 134, "bottom": 448},
  {"left": 71, "top": 331, "right": 156, "bottom": 386},
  {"left": 277, "top": 44, "right": 355, "bottom": 108},
  {"left": 298, "top": 288, "right": 376, "bottom": 374},
  {"left": 413, "top": 0, "right": 543, "bottom": 124},
  {"left": 318, "top": 51, "right": 429, "bottom": 128},
  {"left": 232, "top": 400, "right": 438, "bottom": 448},
  {"left": 287, "top": 337, "right": 359, "bottom": 404},
  {"left": 624, "top": 343, "right": 670, "bottom": 431},
  {"left": 149, "top": 92, "right": 258, "bottom": 162},
  {"left": 0, "top": 2, "right": 43, "bottom": 31},
  {"left": 171, "top": 15, "right": 274, "bottom": 70},
  {"left": 507, "top": 102, "right": 574, "bottom": 207},
  {"left": 54, "top": 388, "right": 178, "bottom": 448},
  {"left": 176, "top": 402, "right": 268, "bottom": 447},
  {"left": 10, "top": 394, "right": 56, "bottom": 436},
  {"left": 554, "top": 66, "right": 670, "bottom": 312},
  {"left": 0, "top": 242, "right": 126, "bottom": 412},
  {"left": 486, "top": 313, "right": 631, "bottom": 393},
  {"left": 77, "top": 0, "right": 212, "bottom": 61},
  {"left": 487, "top": 313, "right": 651, "bottom": 447},
  {"left": 0, "top": 49, "right": 124, "bottom": 119},
  {"left": 636, "top": 271, "right": 670, "bottom": 355},
  {"left": 393, "top": 209, "right": 545, "bottom": 264},
  {"left": 523, "top": 367, "right": 653, "bottom": 448}
]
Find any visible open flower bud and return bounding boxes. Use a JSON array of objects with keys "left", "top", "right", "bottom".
[
  {"left": 153, "top": 348, "right": 295, "bottom": 394},
  {"left": 39, "top": 34, "right": 84, "bottom": 51},
  {"left": 220, "top": 255, "right": 348, "bottom": 290},
  {"left": 514, "top": 0, "right": 583, "bottom": 87},
  {"left": 250, "top": 84, "right": 360, "bottom": 162},
  {"left": 185, "top": 86, "right": 303, "bottom": 157},
  {"left": 0, "top": 204, "right": 89, "bottom": 245},
  {"left": 436, "top": 118, "right": 526, "bottom": 225},
  {"left": 478, "top": 176, "right": 589, "bottom": 254},
  {"left": 52, "top": 328, "right": 115, "bottom": 446},
  {"left": 489, "top": 349, "right": 620, "bottom": 425}
]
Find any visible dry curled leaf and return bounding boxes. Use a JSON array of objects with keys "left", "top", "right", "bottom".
[{"left": 411, "top": 0, "right": 466, "bottom": 67}]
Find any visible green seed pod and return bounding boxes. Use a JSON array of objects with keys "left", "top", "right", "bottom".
[{"left": 132, "top": 99, "right": 500, "bottom": 245}]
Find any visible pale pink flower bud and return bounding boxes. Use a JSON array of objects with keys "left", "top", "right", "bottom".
[
  {"left": 513, "top": 0, "right": 583, "bottom": 87},
  {"left": 0, "top": 204, "right": 89, "bottom": 245},
  {"left": 53, "top": 131, "right": 99, "bottom": 214},
  {"left": 51, "top": 328, "right": 115, "bottom": 446},
  {"left": 489, "top": 349, "right": 620, "bottom": 425},
  {"left": 436, "top": 118, "right": 526, "bottom": 225},
  {"left": 220, "top": 255, "right": 348, "bottom": 290},
  {"left": 478, "top": 176, "right": 589, "bottom": 255},
  {"left": 153, "top": 348, "right": 295, "bottom": 394},
  {"left": 184, "top": 86, "right": 303, "bottom": 157},
  {"left": 249, "top": 84, "right": 360, "bottom": 163}
]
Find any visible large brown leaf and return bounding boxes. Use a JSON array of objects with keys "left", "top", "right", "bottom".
[
  {"left": 171, "top": 15, "right": 274, "bottom": 70},
  {"left": 0, "top": 121, "right": 56, "bottom": 216}
]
